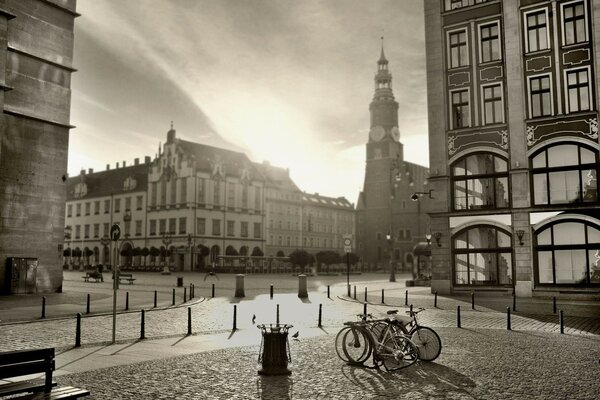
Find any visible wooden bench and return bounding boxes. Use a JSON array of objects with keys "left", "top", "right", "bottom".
[
  {"left": 0, "top": 348, "right": 89, "bottom": 399},
  {"left": 118, "top": 273, "right": 136, "bottom": 284},
  {"left": 81, "top": 272, "right": 103, "bottom": 282}
]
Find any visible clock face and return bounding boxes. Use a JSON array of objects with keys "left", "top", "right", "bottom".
[
  {"left": 391, "top": 127, "right": 400, "bottom": 141},
  {"left": 369, "top": 126, "right": 385, "bottom": 142}
]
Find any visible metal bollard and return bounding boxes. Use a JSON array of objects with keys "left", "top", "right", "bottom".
[
  {"left": 457, "top": 305, "right": 461, "bottom": 328},
  {"left": 327, "top": 285, "right": 330, "bottom": 299},
  {"left": 506, "top": 307, "right": 511, "bottom": 330},
  {"left": 364, "top": 287, "right": 368, "bottom": 302},
  {"left": 172, "top": 288, "right": 175, "bottom": 306},
  {"left": 405, "top": 290, "right": 408, "bottom": 306},
  {"left": 184, "top": 287, "right": 187, "bottom": 302},
  {"left": 471, "top": 291, "right": 475, "bottom": 310},
  {"left": 190, "top": 283, "right": 193, "bottom": 299},
  {"left": 212, "top": 283, "right": 215, "bottom": 298},
  {"left": 191, "top": 284, "right": 195, "bottom": 299},
  {"left": 381, "top": 289, "right": 385, "bottom": 304},
  {"left": 86, "top": 293, "right": 90, "bottom": 314},
  {"left": 276, "top": 304, "right": 280, "bottom": 324},
  {"left": 41, "top": 296, "right": 46, "bottom": 319},
  {"left": 125, "top": 291, "right": 129, "bottom": 311},
  {"left": 75, "top": 313, "right": 81, "bottom": 347},
  {"left": 233, "top": 305, "right": 237, "bottom": 330},
  {"left": 559, "top": 310, "right": 564, "bottom": 334},
  {"left": 270, "top": 284, "right": 274, "bottom": 299},
  {"left": 154, "top": 290, "right": 157, "bottom": 308},
  {"left": 512, "top": 292, "right": 516, "bottom": 312},
  {"left": 410, "top": 304, "right": 413, "bottom": 315},
  {"left": 434, "top": 291, "right": 438, "bottom": 308},
  {"left": 188, "top": 307, "right": 192, "bottom": 335},
  {"left": 363, "top": 302, "right": 367, "bottom": 316},
  {"left": 140, "top": 309, "right": 145, "bottom": 340},
  {"left": 553, "top": 296, "right": 557, "bottom": 314},
  {"left": 353, "top": 286, "right": 356, "bottom": 300},
  {"left": 318, "top": 304, "right": 322, "bottom": 327}
]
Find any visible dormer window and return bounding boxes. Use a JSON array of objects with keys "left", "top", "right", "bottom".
[
  {"left": 74, "top": 183, "right": 87, "bottom": 198},
  {"left": 123, "top": 176, "right": 137, "bottom": 191}
]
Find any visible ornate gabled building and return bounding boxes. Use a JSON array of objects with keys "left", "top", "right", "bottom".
[
  {"left": 356, "top": 41, "right": 430, "bottom": 272},
  {"left": 425, "top": 0, "right": 600, "bottom": 298}
]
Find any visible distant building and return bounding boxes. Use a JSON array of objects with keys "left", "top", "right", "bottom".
[
  {"left": 424, "top": 0, "right": 600, "bottom": 297},
  {"left": 0, "top": 0, "right": 79, "bottom": 294},
  {"left": 65, "top": 126, "right": 355, "bottom": 271},
  {"left": 356, "top": 41, "right": 430, "bottom": 273}
]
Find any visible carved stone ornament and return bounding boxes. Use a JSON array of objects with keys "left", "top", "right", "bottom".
[{"left": 527, "top": 117, "right": 598, "bottom": 147}]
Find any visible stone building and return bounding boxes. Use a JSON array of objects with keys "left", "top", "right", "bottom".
[
  {"left": 425, "top": 0, "right": 600, "bottom": 298},
  {"left": 356, "top": 42, "right": 430, "bottom": 273},
  {"left": 0, "top": 0, "right": 78, "bottom": 294}
]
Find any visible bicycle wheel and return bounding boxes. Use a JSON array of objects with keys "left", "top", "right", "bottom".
[
  {"left": 379, "top": 335, "right": 419, "bottom": 371},
  {"left": 335, "top": 327, "right": 352, "bottom": 362},
  {"left": 342, "top": 327, "right": 372, "bottom": 365},
  {"left": 410, "top": 326, "right": 442, "bottom": 362}
]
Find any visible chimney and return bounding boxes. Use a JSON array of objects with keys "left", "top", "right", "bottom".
[
  {"left": 116, "top": 162, "right": 119, "bottom": 168},
  {"left": 145, "top": 156, "right": 151, "bottom": 164},
  {"left": 106, "top": 164, "right": 110, "bottom": 171},
  {"left": 88, "top": 168, "right": 93, "bottom": 174},
  {"left": 80, "top": 169, "right": 85, "bottom": 175},
  {"left": 123, "top": 160, "right": 126, "bottom": 167},
  {"left": 134, "top": 158, "right": 140, "bottom": 166}
]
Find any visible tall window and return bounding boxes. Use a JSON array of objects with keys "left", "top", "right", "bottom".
[
  {"left": 453, "top": 225, "right": 513, "bottom": 286},
  {"left": 535, "top": 220, "right": 600, "bottom": 285},
  {"left": 85, "top": 202, "right": 90, "bottom": 216},
  {"left": 179, "top": 217, "right": 186, "bottom": 234},
  {"left": 93, "top": 224, "right": 99, "bottom": 238},
  {"left": 160, "top": 179, "right": 167, "bottom": 205},
  {"left": 150, "top": 182, "right": 157, "bottom": 206},
  {"left": 103, "top": 223, "right": 109, "bottom": 236},
  {"left": 169, "top": 218, "right": 176, "bottom": 234},
  {"left": 450, "top": 89, "right": 470, "bottom": 129},
  {"left": 159, "top": 219, "right": 166, "bottom": 234},
  {"left": 76, "top": 203, "right": 81, "bottom": 216},
  {"left": 75, "top": 225, "right": 80, "bottom": 239},
  {"left": 531, "top": 143, "right": 598, "bottom": 205},
  {"left": 170, "top": 179, "right": 177, "bottom": 204},
  {"left": 482, "top": 84, "right": 503, "bottom": 124},
  {"left": 180, "top": 178, "right": 187, "bottom": 204},
  {"left": 67, "top": 204, "right": 72, "bottom": 217},
  {"left": 114, "top": 199, "right": 121, "bottom": 213},
  {"left": 452, "top": 153, "right": 509, "bottom": 210},
  {"left": 125, "top": 197, "right": 131, "bottom": 211},
  {"left": 563, "top": 1, "right": 587, "bottom": 45},
  {"left": 526, "top": 9, "right": 549, "bottom": 52},
  {"left": 136, "top": 196, "right": 143, "bottom": 210},
  {"left": 84, "top": 224, "right": 90, "bottom": 238},
  {"left": 94, "top": 201, "right": 100, "bottom": 215},
  {"left": 150, "top": 220, "right": 156, "bottom": 236},
  {"left": 227, "top": 221, "right": 235, "bottom": 236},
  {"left": 566, "top": 68, "right": 591, "bottom": 113},
  {"left": 212, "top": 219, "right": 221, "bottom": 236},
  {"left": 241, "top": 184, "right": 248, "bottom": 209},
  {"left": 197, "top": 218, "right": 206, "bottom": 235},
  {"left": 480, "top": 22, "right": 500, "bottom": 63},
  {"left": 104, "top": 200, "right": 110, "bottom": 214},
  {"left": 241, "top": 222, "right": 249, "bottom": 237},
  {"left": 448, "top": 29, "right": 469, "bottom": 68},
  {"left": 227, "top": 183, "right": 235, "bottom": 208},
  {"left": 124, "top": 221, "right": 131, "bottom": 236},
  {"left": 135, "top": 220, "right": 142, "bottom": 236},
  {"left": 254, "top": 222, "right": 262, "bottom": 238},
  {"left": 197, "top": 178, "right": 205, "bottom": 203},
  {"left": 213, "top": 180, "right": 221, "bottom": 205},
  {"left": 529, "top": 75, "right": 552, "bottom": 118}
]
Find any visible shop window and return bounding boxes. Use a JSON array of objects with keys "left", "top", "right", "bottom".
[{"left": 452, "top": 153, "right": 509, "bottom": 210}]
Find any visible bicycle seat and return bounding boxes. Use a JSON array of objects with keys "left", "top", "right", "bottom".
[{"left": 386, "top": 309, "right": 399, "bottom": 315}]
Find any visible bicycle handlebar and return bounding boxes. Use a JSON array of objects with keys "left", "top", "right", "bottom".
[{"left": 405, "top": 307, "right": 425, "bottom": 315}]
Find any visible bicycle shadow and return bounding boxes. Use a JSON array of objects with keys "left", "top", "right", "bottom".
[{"left": 339, "top": 361, "right": 476, "bottom": 397}]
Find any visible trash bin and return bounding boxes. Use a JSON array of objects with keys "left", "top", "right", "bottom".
[
  {"left": 257, "top": 324, "right": 293, "bottom": 375},
  {"left": 177, "top": 276, "right": 183, "bottom": 287}
]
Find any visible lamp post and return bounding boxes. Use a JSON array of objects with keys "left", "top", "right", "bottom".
[
  {"left": 161, "top": 233, "right": 172, "bottom": 275},
  {"left": 386, "top": 232, "right": 395, "bottom": 282}
]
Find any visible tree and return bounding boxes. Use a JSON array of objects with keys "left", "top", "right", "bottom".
[
  {"left": 141, "top": 247, "right": 150, "bottom": 266},
  {"left": 289, "top": 249, "right": 313, "bottom": 274},
  {"left": 251, "top": 247, "right": 264, "bottom": 257},
  {"left": 316, "top": 250, "right": 341, "bottom": 274},
  {"left": 347, "top": 252, "right": 359, "bottom": 266},
  {"left": 276, "top": 250, "right": 285, "bottom": 257}
]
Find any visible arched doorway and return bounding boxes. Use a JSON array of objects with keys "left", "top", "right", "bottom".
[
  {"left": 210, "top": 245, "right": 220, "bottom": 266},
  {"left": 120, "top": 242, "right": 133, "bottom": 268}
]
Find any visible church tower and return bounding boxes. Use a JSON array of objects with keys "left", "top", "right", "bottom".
[{"left": 356, "top": 39, "right": 429, "bottom": 274}]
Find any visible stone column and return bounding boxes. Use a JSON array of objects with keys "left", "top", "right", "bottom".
[{"left": 297, "top": 274, "right": 308, "bottom": 298}]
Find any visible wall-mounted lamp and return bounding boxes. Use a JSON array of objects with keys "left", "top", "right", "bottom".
[
  {"left": 433, "top": 232, "right": 442, "bottom": 247},
  {"left": 425, "top": 233, "right": 432, "bottom": 247},
  {"left": 516, "top": 230, "right": 525, "bottom": 246},
  {"left": 411, "top": 189, "right": 435, "bottom": 201},
  {"left": 385, "top": 232, "right": 392, "bottom": 242}
]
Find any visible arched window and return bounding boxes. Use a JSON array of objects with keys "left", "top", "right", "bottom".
[
  {"left": 535, "top": 220, "right": 600, "bottom": 285},
  {"left": 453, "top": 225, "right": 513, "bottom": 286},
  {"left": 531, "top": 143, "right": 598, "bottom": 205},
  {"left": 451, "top": 153, "right": 509, "bottom": 211}
]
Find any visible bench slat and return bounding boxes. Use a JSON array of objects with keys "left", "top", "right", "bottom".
[
  {"left": 0, "top": 381, "right": 57, "bottom": 396},
  {"left": 0, "top": 348, "right": 53, "bottom": 365},
  {"left": 23, "top": 386, "right": 90, "bottom": 399},
  {"left": 0, "top": 360, "right": 52, "bottom": 380}
]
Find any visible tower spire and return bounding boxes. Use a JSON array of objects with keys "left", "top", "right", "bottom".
[{"left": 379, "top": 36, "right": 387, "bottom": 63}]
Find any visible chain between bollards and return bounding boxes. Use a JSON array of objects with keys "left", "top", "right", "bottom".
[
  {"left": 405, "top": 290, "right": 408, "bottom": 306},
  {"left": 188, "top": 307, "right": 192, "bottom": 335},
  {"left": 559, "top": 309, "right": 564, "bottom": 334},
  {"left": 41, "top": 296, "right": 46, "bottom": 319},
  {"left": 125, "top": 291, "right": 129, "bottom": 311},
  {"left": 506, "top": 307, "right": 511, "bottom": 330},
  {"left": 154, "top": 290, "right": 157, "bottom": 308},
  {"left": 270, "top": 284, "right": 274, "bottom": 299},
  {"left": 140, "top": 309, "right": 145, "bottom": 340},
  {"left": 233, "top": 305, "right": 237, "bottom": 330},
  {"left": 86, "top": 293, "right": 90, "bottom": 314},
  {"left": 276, "top": 304, "right": 280, "bottom": 324},
  {"left": 434, "top": 291, "right": 438, "bottom": 308},
  {"left": 457, "top": 305, "right": 461, "bottom": 328},
  {"left": 318, "top": 304, "right": 322, "bottom": 327},
  {"left": 75, "top": 313, "right": 81, "bottom": 347}
]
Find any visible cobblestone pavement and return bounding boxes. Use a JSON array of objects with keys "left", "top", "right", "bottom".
[{"left": 54, "top": 327, "right": 600, "bottom": 399}]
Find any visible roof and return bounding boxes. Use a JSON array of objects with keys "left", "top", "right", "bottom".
[
  {"left": 66, "top": 164, "right": 148, "bottom": 200},
  {"left": 253, "top": 162, "right": 300, "bottom": 192},
  {"left": 412, "top": 242, "right": 432, "bottom": 256},
  {"left": 302, "top": 192, "right": 354, "bottom": 210}
]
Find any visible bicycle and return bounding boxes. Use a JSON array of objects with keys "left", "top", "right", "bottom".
[
  {"left": 371, "top": 308, "right": 442, "bottom": 362},
  {"left": 335, "top": 314, "right": 419, "bottom": 371}
]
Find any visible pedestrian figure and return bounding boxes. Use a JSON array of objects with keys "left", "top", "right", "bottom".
[
  {"left": 204, "top": 262, "right": 219, "bottom": 281},
  {"left": 252, "top": 314, "right": 256, "bottom": 324}
]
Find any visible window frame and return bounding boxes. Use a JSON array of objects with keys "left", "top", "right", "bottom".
[
  {"left": 449, "top": 88, "right": 471, "bottom": 130},
  {"left": 480, "top": 82, "right": 505, "bottom": 125},
  {"left": 527, "top": 73, "right": 554, "bottom": 118},
  {"left": 478, "top": 20, "right": 502, "bottom": 64},
  {"left": 563, "top": 66, "right": 593, "bottom": 114},
  {"left": 560, "top": 0, "right": 589, "bottom": 46},
  {"left": 446, "top": 27, "right": 470, "bottom": 70},
  {"left": 523, "top": 8, "right": 551, "bottom": 53}
]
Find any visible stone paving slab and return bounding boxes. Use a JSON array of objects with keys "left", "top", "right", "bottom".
[{"left": 53, "top": 327, "right": 600, "bottom": 399}]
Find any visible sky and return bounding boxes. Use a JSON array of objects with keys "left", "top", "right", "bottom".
[{"left": 70, "top": 0, "right": 428, "bottom": 204}]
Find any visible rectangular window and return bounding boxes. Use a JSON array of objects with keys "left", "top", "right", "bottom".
[
  {"left": 124, "top": 220, "right": 131, "bottom": 236},
  {"left": 197, "top": 178, "right": 205, "bottom": 203},
  {"left": 480, "top": 22, "right": 500, "bottom": 63},
  {"left": 180, "top": 178, "right": 187, "bottom": 204},
  {"left": 212, "top": 219, "right": 221, "bottom": 236},
  {"left": 161, "top": 180, "right": 167, "bottom": 205},
  {"left": 562, "top": 1, "right": 587, "bottom": 45},
  {"left": 93, "top": 224, "right": 99, "bottom": 238},
  {"left": 67, "top": 204, "right": 72, "bottom": 217},
  {"left": 75, "top": 225, "right": 80, "bottom": 239},
  {"left": 84, "top": 224, "right": 90, "bottom": 238},
  {"left": 241, "top": 221, "right": 248, "bottom": 237},
  {"left": 151, "top": 182, "right": 157, "bottom": 206},
  {"left": 482, "top": 84, "right": 503, "bottom": 124},
  {"left": 125, "top": 197, "right": 131, "bottom": 211},
  {"left": 115, "top": 199, "right": 121, "bottom": 213},
  {"left": 254, "top": 187, "right": 261, "bottom": 210},
  {"left": 525, "top": 9, "right": 549, "bottom": 52},
  {"left": 451, "top": 89, "right": 470, "bottom": 129},
  {"left": 85, "top": 202, "right": 90, "bottom": 216},
  {"left": 169, "top": 218, "right": 176, "bottom": 234},
  {"left": 213, "top": 180, "right": 221, "bottom": 205},
  {"left": 227, "top": 220, "right": 235, "bottom": 236},
  {"left": 241, "top": 185, "right": 248, "bottom": 208},
  {"left": 254, "top": 222, "right": 262, "bottom": 238},
  {"left": 566, "top": 68, "right": 590, "bottom": 113},
  {"left": 135, "top": 220, "right": 142, "bottom": 236},
  {"left": 159, "top": 219, "right": 166, "bottom": 234},
  {"left": 104, "top": 199, "right": 110, "bottom": 214},
  {"left": 76, "top": 203, "right": 81, "bottom": 216},
  {"left": 150, "top": 220, "right": 157, "bottom": 236},
  {"left": 136, "top": 195, "right": 143, "bottom": 210},
  {"left": 103, "top": 223, "right": 109, "bottom": 236},
  {"left": 529, "top": 75, "right": 552, "bottom": 118},
  {"left": 197, "top": 218, "right": 206, "bottom": 235},
  {"left": 448, "top": 29, "right": 469, "bottom": 68},
  {"left": 227, "top": 183, "right": 235, "bottom": 208},
  {"left": 170, "top": 179, "right": 177, "bottom": 204},
  {"left": 94, "top": 201, "right": 100, "bottom": 215},
  {"left": 179, "top": 217, "right": 186, "bottom": 234}
]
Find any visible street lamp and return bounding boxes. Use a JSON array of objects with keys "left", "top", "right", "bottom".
[
  {"left": 161, "top": 233, "right": 172, "bottom": 275},
  {"left": 386, "top": 231, "right": 395, "bottom": 282}
]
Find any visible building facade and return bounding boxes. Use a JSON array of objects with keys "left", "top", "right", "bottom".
[
  {"left": 0, "top": 0, "right": 78, "bottom": 294},
  {"left": 425, "top": 0, "right": 600, "bottom": 298},
  {"left": 356, "top": 43, "right": 430, "bottom": 272},
  {"left": 65, "top": 127, "right": 355, "bottom": 271}
]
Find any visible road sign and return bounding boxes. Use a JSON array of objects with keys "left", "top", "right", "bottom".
[
  {"left": 110, "top": 224, "right": 121, "bottom": 241},
  {"left": 342, "top": 234, "right": 352, "bottom": 253}
]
